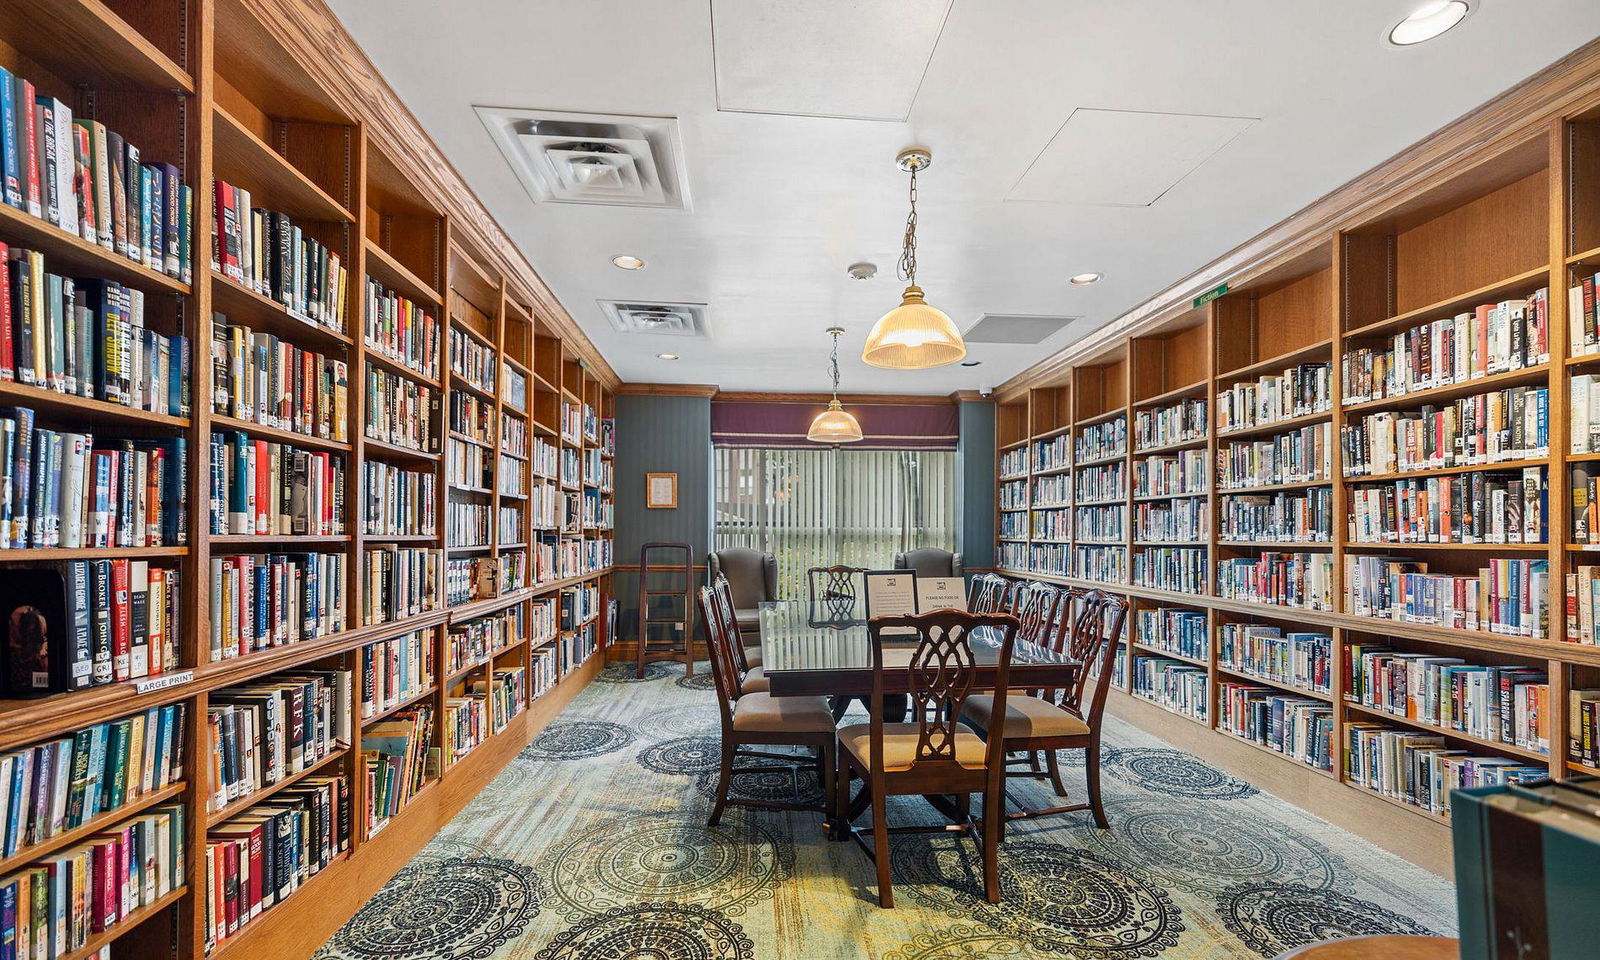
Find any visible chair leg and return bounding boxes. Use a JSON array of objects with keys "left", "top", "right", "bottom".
[
  {"left": 981, "top": 782, "right": 1003, "bottom": 904},
  {"left": 871, "top": 785, "right": 894, "bottom": 908},
  {"left": 820, "top": 741, "right": 836, "bottom": 824},
  {"left": 708, "top": 739, "right": 734, "bottom": 827},
  {"left": 1027, "top": 751, "right": 1042, "bottom": 774},
  {"left": 1086, "top": 740, "right": 1108, "bottom": 829},
  {"left": 835, "top": 756, "right": 853, "bottom": 840},
  {"left": 1046, "top": 750, "right": 1069, "bottom": 797}
]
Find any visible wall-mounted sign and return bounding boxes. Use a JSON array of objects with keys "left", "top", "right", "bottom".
[
  {"left": 647, "top": 473, "right": 678, "bottom": 509},
  {"left": 1193, "top": 283, "right": 1229, "bottom": 309}
]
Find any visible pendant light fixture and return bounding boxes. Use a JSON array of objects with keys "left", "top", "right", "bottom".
[
  {"left": 808, "top": 327, "right": 864, "bottom": 444},
  {"left": 862, "top": 147, "right": 966, "bottom": 369}
]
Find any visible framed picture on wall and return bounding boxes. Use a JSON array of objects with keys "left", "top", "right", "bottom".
[{"left": 647, "top": 473, "right": 678, "bottom": 509}]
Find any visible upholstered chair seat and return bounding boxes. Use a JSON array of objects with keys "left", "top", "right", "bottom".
[
  {"left": 838, "top": 721, "right": 990, "bottom": 772},
  {"left": 961, "top": 694, "right": 1090, "bottom": 738},
  {"left": 730, "top": 692, "right": 836, "bottom": 734}
]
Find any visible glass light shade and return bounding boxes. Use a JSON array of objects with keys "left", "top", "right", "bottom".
[
  {"left": 861, "top": 285, "right": 967, "bottom": 369},
  {"left": 807, "top": 399, "right": 864, "bottom": 443}
]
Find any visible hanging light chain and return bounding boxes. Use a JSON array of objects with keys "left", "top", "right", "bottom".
[
  {"left": 828, "top": 329, "right": 842, "bottom": 395},
  {"left": 897, "top": 162, "right": 919, "bottom": 285}
]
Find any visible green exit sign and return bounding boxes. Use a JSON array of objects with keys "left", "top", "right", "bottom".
[{"left": 1193, "top": 283, "right": 1229, "bottom": 309}]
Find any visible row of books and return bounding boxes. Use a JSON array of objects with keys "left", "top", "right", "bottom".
[
  {"left": 1075, "top": 417, "right": 1126, "bottom": 463},
  {"left": 1075, "top": 462, "right": 1124, "bottom": 502},
  {"left": 1134, "top": 450, "right": 1206, "bottom": 498},
  {"left": 207, "top": 670, "right": 351, "bottom": 813},
  {"left": 1340, "top": 385, "right": 1551, "bottom": 477},
  {"left": 1570, "top": 274, "right": 1600, "bottom": 356},
  {"left": 444, "top": 436, "right": 491, "bottom": 490},
  {"left": 1219, "top": 624, "right": 1331, "bottom": 694},
  {"left": 1215, "top": 363, "right": 1331, "bottom": 433},
  {"left": 487, "top": 666, "right": 525, "bottom": 732},
  {"left": 209, "top": 552, "right": 345, "bottom": 663},
  {"left": 1219, "top": 684, "right": 1334, "bottom": 771},
  {"left": 447, "top": 391, "right": 493, "bottom": 447},
  {"left": 1000, "top": 446, "right": 1028, "bottom": 479},
  {"left": 1216, "top": 422, "right": 1331, "bottom": 490},
  {"left": 501, "top": 547, "right": 527, "bottom": 593},
  {"left": 1570, "top": 688, "right": 1600, "bottom": 765},
  {"left": 1219, "top": 487, "right": 1332, "bottom": 542},
  {"left": 445, "top": 610, "right": 518, "bottom": 676},
  {"left": 1021, "top": 509, "right": 1059, "bottom": 541},
  {"left": 364, "top": 279, "right": 437, "bottom": 380},
  {"left": 0, "top": 704, "right": 185, "bottom": 858},
  {"left": 1000, "top": 478, "right": 1028, "bottom": 511},
  {"left": 559, "top": 448, "right": 581, "bottom": 489},
  {"left": 1030, "top": 473, "right": 1069, "bottom": 507},
  {"left": 501, "top": 364, "right": 527, "bottom": 415},
  {"left": 448, "top": 328, "right": 496, "bottom": 394},
  {"left": 1003, "top": 542, "right": 1034, "bottom": 574},
  {"left": 211, "top": 180, "right": 348, "bottom": 332},
  {"left": 1134, "top": 398, "right": 1205, "bottom": 450},
  {"left": 1216, "top": 552, "right": 1334, "bottom": 610},
  {"left": 1074, "top": 545, "right": 1126, "bottom": 585},
  {"left": 1133, "top": 498, "right": 1205, "bottom": 543},
  {"left": 501, "top": 413, "right": 527, "bottom": 459},
  {"left": 360, "top": 632, "right": 433, "bottom": 721},
  {"left": 1074, "top": 504, "right": 1124, "bottom": 542},
  {"left": 1344, "top": 724, "right": 1544, "bottom": 817},
  {"left": 1567, "top": 565, "right": 1600, "bottom": 645},
  {"left": 209, "top": 318, "right": 348, "bottom": 441},
  {"left": 499, "top": 451, "right": 526, "bottom": 498},
  {"left": 362, "top": 705, "right": 434, "bottom": 837},
  {"left": 3, "top": 252, "right": 190, "bottom": 414},
  {"left": 1, "top": 417, "right": 185, "bottom": 549},
  {"left": 558, "top": 402, "right": 582, "bottom": 445},
  {"left": 445, "top": 500, "right": 491, "bottom": 549},
  {"left": 498, "top": 506, "right": 521, "bottom": 544},
  {"left": 1131, "top": 547, "right": 1206, "bottom": 594},
  {"left": 1345, "top": 556, "right": 1550, "bottom": 638},
  {"left": 1341, "top": 291, "right": 1549, "bottom": 404},
  {"left": 364, "top": 368, "right": 438, "bottom": 455},
  {"left": 1348, "top": 467, "right": 1546, "bottom": 545},
  {"left": 1134, "top": 607, "right": 1206, "bottom": 661},
  {"left": 444, "top": 556, "right": 490, "bottom": 606},
  {"left": 0, "top": 802, "right": 185, "bottom": 960},
  {"left": 1131, "top": 655, "right": 1207, "bottom": 721},
  {"left": 363, "top": 461, "right": 435, "bottom": 538},
  {"left": 204, "top": 776, "right": 349, "bottom": 954},
  {"left": 2, "top": 561, "right": 181, "bottom": 693},
  {"left": 443, "top": 695, "right": 485, "bottom": 765},
  {"left": 208, "top": 433, "right": 345, "bottom": 537},
  {"left": 1345, "top": 644, "right": 1549, "bottom": 754},
  {"left": 362, "top": 547, "right": 438, "bottom": 627},
  {"left": 0, "top": 70, "right": 192, "bottom": 282}
]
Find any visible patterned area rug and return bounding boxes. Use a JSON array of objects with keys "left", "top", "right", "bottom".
[{"left": 315, "top": 662, "right": 1456, "bottom": 960}]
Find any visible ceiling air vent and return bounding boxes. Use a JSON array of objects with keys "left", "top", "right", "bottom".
[
  {"left": 964, "top": 314, "right": 1079, "bottom": 345},
  {"left": 476, "top": 107, "right": 690, "bottom": 210},
  {"left": 599, "top": 301, "right": 710, "bottom": 338}
]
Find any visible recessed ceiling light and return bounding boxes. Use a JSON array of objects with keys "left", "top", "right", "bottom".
[
  {"left": 657, "top": 353, "right": 680, "bottom": 360},
  {"left": 847, "top": 261, "right": 878, "bottom": 280},
  {"left": 960, "top": 360, "right": 982, "bottom": 367},
  {"left": 1068, "top": 272, "right": 1103, "bottom": 286},
  {"left": 1388, "top": 1, "right": 1469, "bottom": 46},
  {"left": 612, "top": 254, "right": 646, "bottom": 270}
]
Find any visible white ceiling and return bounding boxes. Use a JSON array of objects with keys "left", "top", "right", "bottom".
[{"left": 327, "top": 0, "right": 1600, "bottom": 394}]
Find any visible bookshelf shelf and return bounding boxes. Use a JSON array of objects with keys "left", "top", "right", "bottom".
[
  {"left": 207, "top": 534, "right": 351, "bottom": 547},
  {"left": 363, "top": 685, "right": 438, "bottom": 727},
  {"left": 1133, "top": 436, "right": 1208, "bottom": 456},
  {"left": 1342, "top": 265, "right": 1552, "bottom": 340},
  {"left": 1129, "top": 641, "right": 1207, "bottom": 669},
  {"left": 364, "top": 238, "right": 443, "bottom": 307},
  {"left": 64, "top": 886, "right": 189, "bottom": 960},
  {"left": 363, "top": 343, "right": 441, "bottom": 390},
  {"left": 211, "top": 272, "right": 355, "bottom": 349},
  {"left": 1343, "top": 456, "right": 1549, "bottom": 484},
  {"left": 0, "top": 380, "right": 192, "bottom": 429},
  {"left": 1216, "top": 479, "right": 1331, "bottom": 495},
  {"left": 1215, "top": 664, "right": 1333, "bottom": 702},
  {"left": 0, "top": 545, "right": 188, "bottom": 561},
  {"left": 0, "top": 779, "right": 187, "bottom": 877},
  {"left": 206, "top": 746, "right": 350, "bottom": 827},
  {"left": 0, "top": 0, "right": 193, "bottom": 93},
  {"left": 1215, "top": 409, "right": 1331, "bottom": 440},
  {"left": 362, "top": 436, "right": 441, "bottom": 463},
  {"left": 211, "top": 414, "right": 351, "bottom": 452},
  {"left": 212, "top": 105, "right": 357, "bottom": 223},
  {"left": 1216, "top": 728, "right": 1338, "bottom": 780},
  {"left": 1342, "top": 701, "right": 1551, "bottom": 764},
  {"left": 1338, "top": 361, "right": 1551, "bottom": 414},
  {"left": 0, "top": 202, "right": 190, "bottom": 295},
  {"left": 1215, "top": 338, "right": 1333, "bottom": 383}
]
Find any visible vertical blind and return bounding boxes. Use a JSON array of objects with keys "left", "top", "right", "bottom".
[{"left": 713, "top": 446, "right": 956, "bottom": 597}]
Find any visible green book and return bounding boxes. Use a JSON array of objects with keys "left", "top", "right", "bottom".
[
  {"left": 102, "top": 720, "right": 130, "bottom": 812},
  {"left": 63, "top": 728, "right": 91, "bottom": 828}
]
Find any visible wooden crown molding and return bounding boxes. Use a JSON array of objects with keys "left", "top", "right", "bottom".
[
  {"left": 948, "top": 389, "right": 993, "bottom": 403},
  {"left": 246, "top": 0, "right": 619, "bottom": 387},
  {"left": 999, "top": 35, "right": 1600, "bottom": 395},
  {"left": 617, "top": 382, "right": 720, "bottom": 398},
  {"left": 713, "top": 391, "right": 956, "bottom": 405}
]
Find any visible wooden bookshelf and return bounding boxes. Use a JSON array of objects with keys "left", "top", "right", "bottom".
[
  {"left": 0, "top": 2, "right": 620, "bottom": 958},
  {"left": 991, "top": 79, "right": 1600, "bottom": 853}
]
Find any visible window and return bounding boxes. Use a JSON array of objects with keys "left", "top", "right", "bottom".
[{"left": 713, "top": 446, "right": 955, "bottom": 597}]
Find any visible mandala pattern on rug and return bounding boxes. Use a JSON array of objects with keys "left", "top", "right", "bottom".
[
  {"left": 695, "top": 754, "right": 826, "bottom": 805},
  {"left": 321, "top": 856, "right": 544, "bottom": 960},
  {"left": 1104, "top": 747, "right": 1259, "bottom": 799},
  {"left": 541, "top": 811, "right": 793, "bottom": 918},
  {"left": 534, "top": 902, "right": 755, "bottom": 960},
  {"left": 893, "top": 837, "right": 1184, "bottom": 957},
  {"left": 675, "top": 668, "right": 718, "bottom": 691},
  {"left": 1083, "top": 798, "right": 1347, "bottom": 894},
  {"left": 652, "top": 705, "right": 720, "bottom": 738},
  {"left": 883, "top": 922, "right": 1032, "bottom": 960},
  {"left": 638, "top": 735, "right": 724, "bottom": 775},
  {"left": 596, "top": 662, "right": 674, "bottom": 683},
  {"left": 521, "top": 719, "right": 636, "bottom": 761},
  {"left": 1216, "top": 882, "right": 1436, "bottom": 956}
]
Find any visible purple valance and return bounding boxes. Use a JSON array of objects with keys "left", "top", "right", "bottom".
[{"left": 712, "top": 399, "right": 958, "bottom": 450}]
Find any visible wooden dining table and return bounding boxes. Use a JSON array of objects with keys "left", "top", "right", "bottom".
[{"left": 756, "top": 598, "right": 1080, "bottom": 697}]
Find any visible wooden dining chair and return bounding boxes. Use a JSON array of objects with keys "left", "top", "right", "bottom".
[
  {"left": 959, "top": 588, "right": 1128, "bottom": 828},
  {"left": 696, "top": 584, "right": 837, "bottom": 826},
  {"left": 712, "top": 575, "right": 769, "bottom": 694},
  {"left": 967, "top": 573, "right": 1014, "bottom": 614},
  {"left": 836, "top": 609, "right": 1020, "bottom": 907},
  {"left": 807, "top": 565, "right": 866, "bottom": 606}
]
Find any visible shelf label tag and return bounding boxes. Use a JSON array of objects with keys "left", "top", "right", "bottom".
[
  {"left": 1193, "top": 283, "right": 1229, "bottom": 308},
  {"left": 134, "top": 670, "right": 195, "bottom": 695}
]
